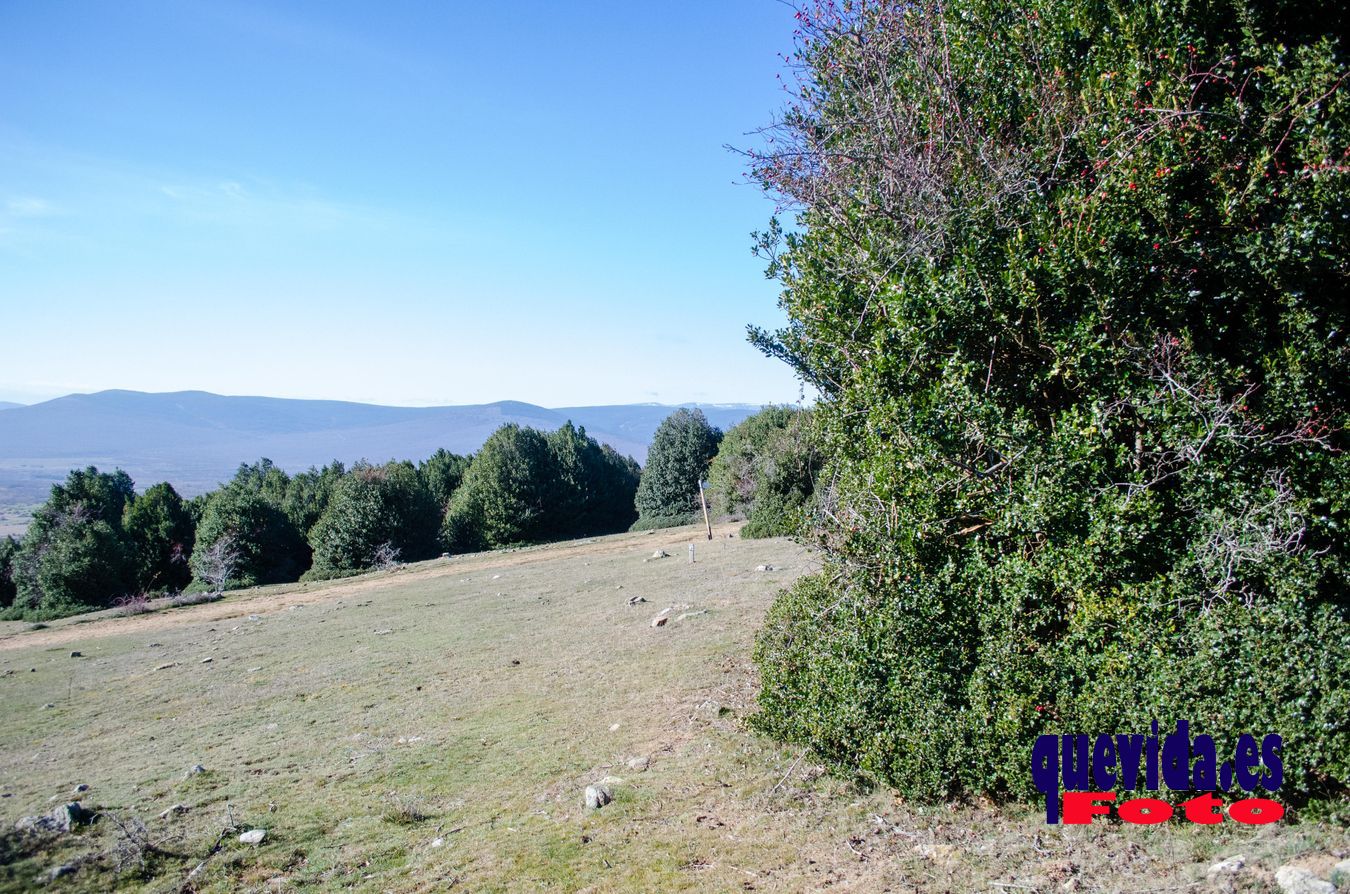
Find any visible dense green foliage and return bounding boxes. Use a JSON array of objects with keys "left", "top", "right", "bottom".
[
  {"left": 308, "top": 462, "right": 441, "bottom": 575},
  {"left": 444, "top": 422, "right": 639, "bottom": 550},
  {"left": 189, "top": 468, "right": 307, "bottom": 590},
  {"left": 633, "top": 409, "right": 723, "bottom": 529},
  {"left": 748, "top": 0, "right": 1348, "bottom": 807},
  {"left": 707, "top": 406, "right": 821, "bottom": 538},
  {"left": 547, "top": 423, "right": 641, "bottom": 535},
  {"left": 0, "top": 536, "right": 17, "bottom": 608},
  {"left": 281, "top": 461, "right": 347, "bottom": 537},
  {"left": 443, "top": 425, "right": 558, "bottom": 551},
  {"left": 122, "top": 482, "right": 195, "bottom": 593},
  {"left": 4, "top": 429, "right": 639, "bottom": 616},
  {"left": 7, "top": 468, "right": 136, "bottom": 618},
  {"left": 418, "top": 449, "right": 471, "bottom": 513}
]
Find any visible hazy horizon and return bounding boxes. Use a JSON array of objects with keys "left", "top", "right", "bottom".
[{"left": 0, "top": 387, "right": 786, "bottom": 411}]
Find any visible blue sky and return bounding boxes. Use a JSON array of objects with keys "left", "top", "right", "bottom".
[{"left": 0, "top": 1, "right": 805, "bottom": 407}]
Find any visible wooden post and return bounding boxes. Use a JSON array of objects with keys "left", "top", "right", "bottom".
[{"left": 698, "top": 480, "right": 713, "bottom": 540}]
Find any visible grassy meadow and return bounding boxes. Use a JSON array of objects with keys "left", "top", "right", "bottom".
[{"left": 0, "top": 524, "right": 1343, "bottom": 892}]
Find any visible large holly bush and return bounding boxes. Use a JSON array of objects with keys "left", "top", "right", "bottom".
[{"left": 748, "top": 0, "right": 1348, "bottom": 808}]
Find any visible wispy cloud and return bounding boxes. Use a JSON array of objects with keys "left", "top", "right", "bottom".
[
  {"left": 0, "top": 140, "right": 462, "bottom": 252},
  {"left": 151, "top": 176, "right": 360, "bottom": 231},
  {"left": 6, "top": 197, "right": 57, "bottom": 217}
]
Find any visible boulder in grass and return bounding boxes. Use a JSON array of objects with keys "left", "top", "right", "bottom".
[{"left": 584, "top": 785, "right": 612, "bottom": 810}]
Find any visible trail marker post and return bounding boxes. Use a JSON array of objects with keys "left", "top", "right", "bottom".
[{"left": 698, "top": 480, "right": 713, "bottom": 541}]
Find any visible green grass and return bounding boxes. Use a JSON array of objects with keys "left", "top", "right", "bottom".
[{"left": 0, "top": 524, "right": 1343, "bottom": 892}]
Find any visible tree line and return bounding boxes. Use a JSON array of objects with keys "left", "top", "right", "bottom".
[{"left": 0, "top": 407, "right": 818, "bottom": 620}]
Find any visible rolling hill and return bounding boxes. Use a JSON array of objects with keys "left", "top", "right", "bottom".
[{"left": 0, "top": 390, "right": 761, "bottom": 517}]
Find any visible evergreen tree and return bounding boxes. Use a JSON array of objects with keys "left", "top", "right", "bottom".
[
  {"left": 10, "top": 467, "right": 136, "bottom": 617},
  {"left": 633, "top": 409, "right": 722, "bottom": 529},
  {"left": 123, "top": 482, "right": 195, "bottom": 593},
  {"left": 309, "top": 461, "right": 441, "bottom": 573}
]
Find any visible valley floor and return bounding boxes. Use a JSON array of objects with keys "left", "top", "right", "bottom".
[{"left": 0, "top": 524, "right": 1343, "bottom": 892}]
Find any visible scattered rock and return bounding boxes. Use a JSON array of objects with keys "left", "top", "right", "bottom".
[
  {"left": 626, "top": 756, "right": 650, "bottom": 772},
  {"left": 431, "top": 836, "right": 445, "bottom": 848},
  {"left": 373, "top": 629, "right": 393, "bottom": 635},
  {"left": 69, "top": 651, "right": 82, "bottom": 659},
  {"left": 650, "top": 616, "right": 668, "bottom": 628},
  {"left": 238, "top": 828, "right": 266, "bottom": 845},
  {"left": 755, "top": 564, "right": 774, "bottom": 572},
  {"left": 1331, "top": 860, "right": 1350, "bottom": 887},
  {"left": 651, "top": 550, "right": 668, "bottom": 559},
  {"left": 185, "top": 765, "right": 206, "bottom": 778},
  {"left": 41, "top": 703, "right": 54, "bottom": 709},
  {"left": 41, "top": 863, "right": 78, "bottom": 883},
  {"left": 200, "top": 657, "right": 213, "bottom": 664},
  {"left": 615, "top": 584, "right": 624, "bottom": 590},
  {"left": 16, "top": 801, "right": 95, "bottom": 834},
  {"left": 626, "top": 595, "right": 646, "bottom": 606},
  {"left": 247, "top": 666, "right": 263, "bottom": 672},
  {"left": 155, "top": 663, "right": 177, "bottom": 671},
  {"left": 1274, "top": 866, "right": 1335, "bottom": 894},
  {"left": 584, "top": 784, "right": 612, "bottom": 810},
  {"left": 158, "top": 804, "right": 188, "bottom": 819},
  {"left": 675, "top": 610, "right": 707, "bottom": 622},
  {"left": 915, "top": 843, "right": 959, "bottom": 863},
  {"left": 1207, "top": 855, "right": 1245, "bottom": 879},
  {"left": 492, "top": 574, "right": 502, "bottom": 580},
  {"left": 248, "top": 614, "right": 260, "bottom": 621},
  {"left": 71, "top": 784, "right": 89, "bottom": 795},
  {"left": 608, "top": 723, "right": 621, "bottom": 732}
]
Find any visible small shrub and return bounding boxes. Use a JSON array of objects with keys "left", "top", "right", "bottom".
[
  {"left": 114, "top": 593, "right": 152, "bottom": 616},
  {"left": 169, "top": 591, "right": 222, "bottom": 608},
  {"left": 628, "top": 513, "right": 698, "bottom": 532}
]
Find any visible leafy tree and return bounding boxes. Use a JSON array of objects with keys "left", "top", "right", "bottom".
[
  {"left": 746, "top": 0, "right": 1349, "bottom": 807},
  {"left": 281, "top": 461, "right": 346, "bottom": 536},
  {"left": 14, "top": 514, "right": 131, "bottom": 618},
  {"left": 229, "top": 458, "right": 291, "bottom": 506},
  {"left": 9, "top": 467, "right": 136, "bottom": 617},
  {"left": 0, "top": 536, "right": 19, "bottom": 609},
  {"left": 309, "top": 461, "right": 441, "bottom": 574},
  {"left": 633, "top": 409, "right": 722, "bottom": 529},
  {"left": 186, "top": 457, "right": 312, "bottom": 587},
  {"left": 190, "top": 487, "right": 305, "bottom": 589},
  {"left": 418, "top": 449, "right": 471, "bottom": 513},
  {"left": 708, "top": 406, "right": 821, "bottom": 538},
  {"left": 595, "top": 444, "right": 642, "bottom": 533},
  {"left": 122, "top": 482, "right": 195, "bottom": 593},
  {"left": 546, "top": 422, "right": 640, "bottom": 537},
  {"left": 442, "top": 425, "right": 560, "bottom": 550}
]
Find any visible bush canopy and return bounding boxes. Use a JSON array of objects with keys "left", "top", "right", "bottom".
[{"left": 746, "top": 0, "right": 1348, "bottom": 809}]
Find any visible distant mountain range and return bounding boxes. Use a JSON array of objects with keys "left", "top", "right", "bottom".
[{"left": 0, "top": 390, "right": 763, "bottom": 524}]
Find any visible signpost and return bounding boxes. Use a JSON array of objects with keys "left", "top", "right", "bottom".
[{"left": 697, "top": 479, "right": 713, "bottom": 541}]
